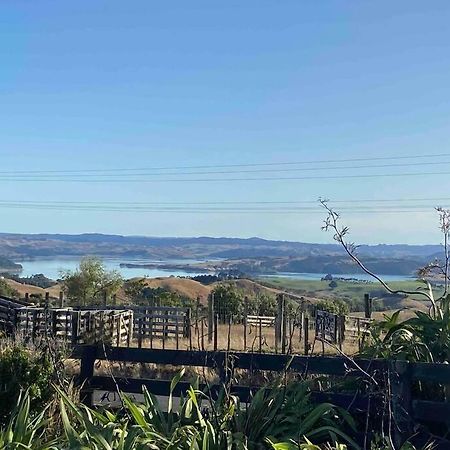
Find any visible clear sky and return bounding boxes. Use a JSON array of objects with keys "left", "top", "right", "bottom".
[{"left": 1, "top": 1, "right": 450, "bottom": 244}]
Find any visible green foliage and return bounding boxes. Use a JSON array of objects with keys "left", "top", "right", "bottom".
[
  {"left": 233, "top": 381, "right": 358, "bottom": 449},
  {"left": 0, "top": 373, "right": 361, "bottom": 450},
  {"left": 246, "top": 294, "right": 277, "bottom": 316},
  {"left": 0, "top": 278, "right": 18, "bottom": 298},
  {"left": 5, "top": 273, "right": 56, "bottom": 289},
  {"left": 329, "top": 280, "right": 338, "bottom": 289},
  {"left": 60, "top": 257, "right": 123, "bottom": 306},
  {"left": 0, "top": 389, "right": 54, "bottom": 450},
  {"left": 212, "top": 284, "right": 244, "bottom": 320},
  {"left": 125, "top": 279, "right": 192, "bottom": 307},
  {"left": 362, "top": 296, "right": 450, "bottom": 363},
  {"left": 0, "top": 345, "right": 53, "bottom": 425},
  {"left": 315, "top": 299, "right": 349, "bottom": 316}
]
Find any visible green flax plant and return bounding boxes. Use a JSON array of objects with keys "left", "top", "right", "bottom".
[
  {"left": 232, "top": 381, "right": 359, "bottom": 449},
  {"left": 0, "top": 390, "right": 57, "bottom": 450},
  {"left": 0, "top": 370, "right": 360, "bottom": 449}
]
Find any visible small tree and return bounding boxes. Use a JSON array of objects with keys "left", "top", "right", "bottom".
[
  {"left": 212, "top": 284, "right": 244, "bottom": 321},
  {"left": 60, "top": 257, "right": 122, "bottom": 306},
  {"left": 329, "top": 280, "right": 338, "bottom": 289},
  {"left": 124, "top": 279, "right": 191, "bottom": 307},
  {"left": 254, "top": 294, "right": 277, "bottom": 316},
  {"left": 316, "top": 298, "right": 349, "bottom": 316},
  {"left": 0, "top": 278, "right": 18, "bottom": 298}
]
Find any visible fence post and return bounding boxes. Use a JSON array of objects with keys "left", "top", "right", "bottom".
[
  {"left": 12, "top": 309, "right": 18, "bottom": 336},
  {"left": 303, "top": 316, "right": 309, "bottom": 355},
  {"left": 275, "top": 294, "right": 284, "bottom": 353},
  {"left": 364, "top": 294, "right": 372, "bottom": 319},
  {"left": 59, "top": 291, "right": 64, "bottom": 308},
  {"left": 281, "top": 296, "right": 287, "bottom": 354},
  {"left": 71, "top": 311, "right": 79, "bottom": 346},
  {"left": 149, "top": 314, "right": 154, "bottom": 349},
  {"left": 214, "top": 314, "right": 218, "bottom": 351},
  {"left": 32, "top": 310, "right": 38, "bottom": 342},
  {"left": 357, "top": 318, "right": 361, "bottom": 352},
  {"left": 138, "top": 313, "right": 143, "bottom": 348},
  {"left": 299, "top": 311, "right": 304, "bottom": 344},
  {"left": 243, "top": 296, "right": 248, "bottom": 352},
  {"left": 390, "top": 360, "right": 413, "bottom": 447},
  {"left": 51, "top": 310, "right": 58, "bottom": 337},
  {"left": 127, "top": 311, "right": 133, "bottom": 348},
  {"left": 208, "top": 294, "right": 214, "bottom": 343},
  {"left": 79, "top": 346, "right": 96, "bottom": 407},
  {"left": 185, "top": 308, "right": 191, "bottom": 338},
  {"left": 259, "top": 317, "right": 262, "bottom": 353}
]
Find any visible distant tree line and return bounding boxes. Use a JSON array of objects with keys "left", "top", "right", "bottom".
[
  {"left": 124, "top": 278, "right": 193, "bottom": 308},
  {"left": 0, "top": 273, "right": 57, "bottom": 289},
  {"left": 187, "top": 271, "right": 245, "bottom": 285}
]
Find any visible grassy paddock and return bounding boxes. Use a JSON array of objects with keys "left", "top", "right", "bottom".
[
  {"left": 259, "top": 276, "right": 436, "bottom": 312},
  {"left": 110, "top": 323, "right": 360, "bottom": 356}
]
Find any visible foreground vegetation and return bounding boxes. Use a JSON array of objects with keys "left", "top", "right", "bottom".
[{"left": 1, "top": 375, "right": 365, "bottom": 450}]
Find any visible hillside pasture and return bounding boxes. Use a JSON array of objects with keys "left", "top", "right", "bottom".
[{"left": 260, "top": 277, "right": 434, "bottom": 313}]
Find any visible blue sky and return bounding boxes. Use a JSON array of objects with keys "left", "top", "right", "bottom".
[{"left": 1, "top": 1, "right": 450, "bottom": 244}]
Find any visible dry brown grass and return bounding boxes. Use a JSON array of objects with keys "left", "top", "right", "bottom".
[
  {"left": 5, "top": 278, "right": 62, "bottom": 299},
  {"left": 120, "top": 277, "right": 212, "bottom": 303},
  {"left": 123, "top": 322, "right": 360, "bottom": 356}
]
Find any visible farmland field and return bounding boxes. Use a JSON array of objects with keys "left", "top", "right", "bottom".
[{"left": 259, "top": 276, "right": 438, "bottom": 312}]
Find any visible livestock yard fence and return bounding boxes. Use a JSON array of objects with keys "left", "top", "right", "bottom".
[{"left": 1, "top": 292, "right": 372, "bottom": 354}]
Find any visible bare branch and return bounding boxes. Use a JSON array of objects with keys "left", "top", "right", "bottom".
[
  {"left": 319, "top": 199, "right": 434, "bottom": 304},
  {"left": 436, "top": 207, "right": 450, "bottom": 298}
]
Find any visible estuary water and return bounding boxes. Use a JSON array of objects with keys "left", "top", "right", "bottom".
[{"left": 14, "top": 258, "right": 413, "bottom": 282}]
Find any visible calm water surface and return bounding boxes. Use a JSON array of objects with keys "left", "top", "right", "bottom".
[
  {"left": 16, "top": 258, "right": 207, "bottom": 280},
  {"left": 15, "top": 258, "right": 413, "bottom": 282}
]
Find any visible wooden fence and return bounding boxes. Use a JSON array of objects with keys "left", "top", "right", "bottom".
[
  {"left": 134, "top": 306, "right": 191, "bottom": 349},
  {"left": 2, "top": 300, "right": 133, "bottom": 346},
  {"left": 200, "top": 294, "right": 374, "bottom": 355},
  {"left": 0, "top": 296, "right": 28, "bottom": 332},
  {"left": 1, "top": 291, "right": 372, "bottom": 355},
  {"left": 74, "top": 345, "right": 450, "bottom": 449}
]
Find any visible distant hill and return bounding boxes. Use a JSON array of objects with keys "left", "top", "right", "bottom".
[
  {"left": 0, "top": 256, "right": 22, "bottom": 272},
  {"left": 0, "top": 232, "right": 442, "bottom": 261}
]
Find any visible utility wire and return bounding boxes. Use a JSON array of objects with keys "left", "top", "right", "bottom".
[
  {"left": 0, "top": 160, "right": 448, "bottom": 179},
  {"left": 0, "top": 203, "right": 441, "bottom": 214},
  {"left": 0, "top": 152, "right": 447, "bottom": 175},
  {"left": 0, "top": 197, "right": 449, "bottom": 206},
  {"left": 0, "top": 170, "right": 449, "bottom": 182}
]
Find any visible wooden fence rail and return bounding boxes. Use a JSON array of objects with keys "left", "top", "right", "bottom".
[{"left": 73, "top": 345, "right": 450, "bottom": 448}]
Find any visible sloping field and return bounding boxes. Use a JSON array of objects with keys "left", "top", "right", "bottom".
[
  {"left": 123, "top": 277, "right": 324, "bottom": 305},
  {"left": 4, "top": 278, "right": 62, "bottom": 299},
  {"left": 260, "top": 277, "right": 432, "bottom": 312},
  {"left": 126, "top": 277, "right": 212, "bottom": 302}
]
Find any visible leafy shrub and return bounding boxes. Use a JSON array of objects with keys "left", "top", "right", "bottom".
[
  {"left": 361, "top": 296, "right": 450, "bottom": 363},
  {"left": 0, "top": 344, "right": 54, "bottom": 424},
  {"left": 0, "top": 278, "right": 18, "bottom": 298},
  {"left": 246, "top": 294, "right": 277, "bottom": 316},
  {"left": 212, "top": 284, "right": 244, "bottom": 320},
  {"left": 316, "top": 299, "right": 350, "bottom": 316},
  {"left": 125, "top": 279, "right": 192, "bottom": 307}
]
